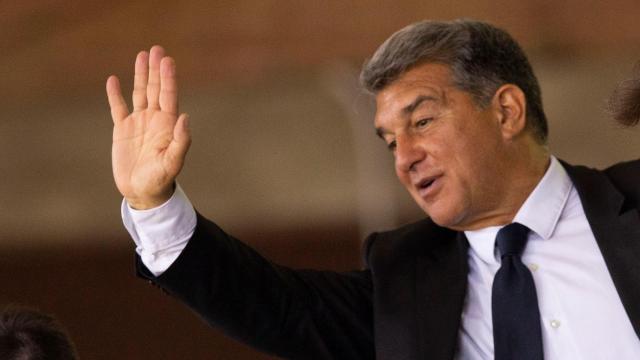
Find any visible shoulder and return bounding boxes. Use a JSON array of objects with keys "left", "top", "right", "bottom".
[
  {"left": 603, "top": 158, "right": 640, "bottom": 183},
  {"left": 562, "top": 158, "right": 640, "bottom": 211},
  {"left": 603, "top": 159, "right": 640, "bottom": 207},
  {"left": 562, "top": 158, "right": 640, "bottom": 180},
  {"left": 361, "top": 218, "right": 457, "bottom": 270}
]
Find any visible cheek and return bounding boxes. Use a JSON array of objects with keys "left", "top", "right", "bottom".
[
  {"left": 450, "top": 142, "right": 503, "bottom": 208},
  {"left": 449, "top": 129, "right": 494, "bottom": 174},
  {"left": 438, "top": 143, "right": 476, "bottom": 204}
]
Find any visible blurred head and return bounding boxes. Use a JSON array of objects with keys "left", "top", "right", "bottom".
[
  {"left": 0, "top": 307, "right": 77, "bottom": 360},
  {"left": 607, "top": 62, "right": 640, "bottom": 126},
  {"left": 361, "top": 19, "right": 549, "bottom": 230}
]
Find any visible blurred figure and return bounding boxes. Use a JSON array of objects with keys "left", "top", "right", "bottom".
[
  {"left": 608, "top": 62, "right": 640, "bottom": 126},
  {"left": 0, "top": 307, "right": 77, "bottom": 360}
]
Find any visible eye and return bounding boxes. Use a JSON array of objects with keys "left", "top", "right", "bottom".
[{"left": 415, "top": 118, "right": 432, "bottom": 128}]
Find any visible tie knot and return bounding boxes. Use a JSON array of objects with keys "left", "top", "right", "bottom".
[{"left": 496, "top": 222, "right": 530, "bottom": 258}]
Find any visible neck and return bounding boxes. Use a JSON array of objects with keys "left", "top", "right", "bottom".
[{"left": 454, "top": 140, "right": 550, "bottom": 231}]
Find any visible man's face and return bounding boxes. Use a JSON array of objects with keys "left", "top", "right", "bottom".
[{"left": 375, "top": 63, "right": 511, "bottom": 230}]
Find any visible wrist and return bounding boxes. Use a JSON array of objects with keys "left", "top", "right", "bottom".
[{"left": 126, "top": 185, "right": 175, "bottom": 210}]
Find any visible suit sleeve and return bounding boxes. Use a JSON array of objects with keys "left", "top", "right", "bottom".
[{"left": 136, "top": 212, "right": 375, "bottom": 360}]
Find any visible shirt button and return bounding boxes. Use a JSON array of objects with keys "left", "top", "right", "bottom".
[
  {"left": 550, "top": 319, "right": 561, "bottom": 329},
  {"left": 529, "top": 263, "right": 539, "bottom": 271}
]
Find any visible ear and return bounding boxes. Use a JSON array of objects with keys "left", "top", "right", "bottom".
[{"left": 492, "top": 84, "right": 527, "bottom": 140}]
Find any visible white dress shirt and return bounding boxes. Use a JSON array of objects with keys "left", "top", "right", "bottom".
[
  {"left": 457, "top": 157, "right": 640, "bottom": 359},
  {"left": 123, "top": 157, "right": 640, "bottom": 359}
]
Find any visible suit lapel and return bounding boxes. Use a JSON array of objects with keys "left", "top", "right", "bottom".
[
  {"left": 564, "top": 162, "right": 640, "bottom": 338},
  {"left": 415, "top": 230, "right": 469, "bottom": 360},
  {"left": 371, "top": 221, "right": 468, "bottom": 360}
]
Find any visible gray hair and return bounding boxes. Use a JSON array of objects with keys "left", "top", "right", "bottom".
[{"left": 360, "top": 19, "right": 548, "bottom": 143}]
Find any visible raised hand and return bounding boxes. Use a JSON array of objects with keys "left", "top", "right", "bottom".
[{"left": 107, "top": 46, "right": 191, "bottom": 209}]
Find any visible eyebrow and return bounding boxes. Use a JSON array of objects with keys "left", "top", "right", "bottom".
[
  {"left": 403, "top": 94, "right": 437, "bottom": 114},
  {"left": 375, "top": 94, "right": 438, "bottom": 139}
]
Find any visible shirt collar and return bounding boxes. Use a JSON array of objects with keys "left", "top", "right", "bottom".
[
  {"left": 464, "top": 156, "right": 573, "bottom": 265},
  {"left": 513, "top": 156, "right": 573, "bottom": 241}
]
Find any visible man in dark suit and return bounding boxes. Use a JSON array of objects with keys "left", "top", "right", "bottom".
[{"left": 106, "top": 19, "right": 640, "bottom": 359}]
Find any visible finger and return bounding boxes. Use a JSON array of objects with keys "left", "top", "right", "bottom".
[
  {"left": 106, "top": 75, "right": 129, "bottom": 122},
  {"left": 147, "top": 45, "right": 165, "bottom": 110},
  {"left": 132, "top": 51, "right": 149, "bottom": 111},
  {"left": 173, "top": 113, "right": 191, "bottom": 145},
  {"left": 159, "top": 57, "right": 178, "bottom": 115},
  {"left": 166, "top": 113, "right": 191, "bottom": 171}
]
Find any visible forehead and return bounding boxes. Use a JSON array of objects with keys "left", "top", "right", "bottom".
[{"left": 374, "top": 63, "right": 455, "bottom": 125}]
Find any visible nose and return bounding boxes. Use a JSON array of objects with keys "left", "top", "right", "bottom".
[{"left": 394, "top": 133, "right": 425, "bottom": 173}]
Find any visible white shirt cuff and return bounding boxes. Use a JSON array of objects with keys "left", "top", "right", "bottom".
[{"left": 121, "top": 184, "right": 197, "bottom": 276}]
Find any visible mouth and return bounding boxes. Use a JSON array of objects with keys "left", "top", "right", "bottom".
[{"left": 414, "top": 175, "right": 441, "bottom": 197}]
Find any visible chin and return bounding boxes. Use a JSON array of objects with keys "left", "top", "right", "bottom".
[
  {"left": 421, "top": 203, "right": 466, "bottom": 230},
  {"left": 428, "top": 214, "right": 459, "bottom": 229}
]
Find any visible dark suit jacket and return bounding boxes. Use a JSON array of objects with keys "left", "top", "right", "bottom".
[{"left": 137, "top": 160, "right": 640, "bottom": 359}]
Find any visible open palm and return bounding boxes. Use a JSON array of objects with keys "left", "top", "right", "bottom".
[{"left": 107, "top": 46, "right": 190, "bottom": 209}]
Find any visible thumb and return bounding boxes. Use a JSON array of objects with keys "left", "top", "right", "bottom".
[{"left": 173, "top": 113, "right": 191, "bottom": 146}]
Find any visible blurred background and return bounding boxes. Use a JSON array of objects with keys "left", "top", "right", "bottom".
[{"left": 2, "top": 0, "right": 640, "bottom": 358}]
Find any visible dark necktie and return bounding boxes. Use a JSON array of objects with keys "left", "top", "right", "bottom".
[{"left": 492, "top": 222, "right": 544, "bottom": 360}]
